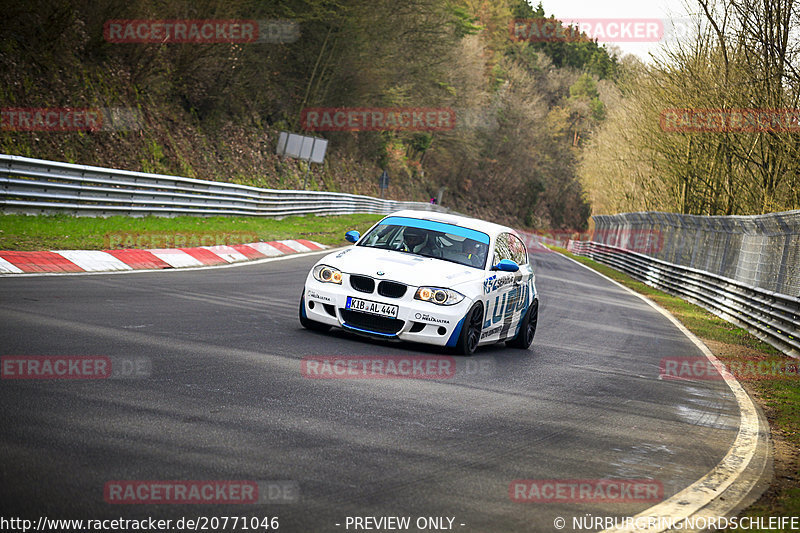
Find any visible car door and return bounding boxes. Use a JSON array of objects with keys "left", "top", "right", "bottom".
[
  {"left": 504, "top": 232, "right": 534, "bottom": 340},
  {"left": 481, "top": 232, "right": 529, "bottom": 343}
]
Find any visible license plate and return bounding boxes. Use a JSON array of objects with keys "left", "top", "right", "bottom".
[{"left": 346, "top": 296, "right": 399, "bottom": 318}]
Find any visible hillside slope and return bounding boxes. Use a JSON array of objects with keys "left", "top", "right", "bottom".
[{"left": 0, "top": 0, "right": 618, "bottom": 229}]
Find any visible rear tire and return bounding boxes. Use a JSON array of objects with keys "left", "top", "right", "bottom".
[
  {"left": 299, "top": 290, "right": 331, "bottom": 332},
  {"left": 507, "top": 298, "right": 538, "bottom": 349},
  {"left": 455, "top": 301, "right": 484, "bottom": 356}
]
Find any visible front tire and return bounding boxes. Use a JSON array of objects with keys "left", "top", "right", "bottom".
[
  {"left": 507, "top": 298, "right": 538, "bottom": 349},
  {"left": 455, "top": 301, "right": 484, "bottom": 356},
  {"left": 299, "top": 290, "right": 331, "bottom": 332}
]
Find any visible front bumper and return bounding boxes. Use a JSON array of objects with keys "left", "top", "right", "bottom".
[{"left": 302, "top": 273, "right": 470, "bottom": 347}]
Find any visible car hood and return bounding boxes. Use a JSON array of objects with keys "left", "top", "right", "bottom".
[{"left": 321, "top": 246, "right": 481, "bottom": 287}]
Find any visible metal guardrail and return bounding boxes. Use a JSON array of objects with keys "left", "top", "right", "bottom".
[
  {"left": 0, "top": 154, "right": 445, "bottom": 217},
  {"left": 567, "top": 240, "right": 800, "bottom": 360}
]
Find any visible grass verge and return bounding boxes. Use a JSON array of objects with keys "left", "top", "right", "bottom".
[
  {"left": 550, "top": 246, "right": 799, "bottom": 522},
  {"left": 0, "top": 213, "right": 384, "bottom": 251}
]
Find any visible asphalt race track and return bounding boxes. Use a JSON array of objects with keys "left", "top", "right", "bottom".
[{"left": 0, "top": 248, "right": 742, "bottom": 532}]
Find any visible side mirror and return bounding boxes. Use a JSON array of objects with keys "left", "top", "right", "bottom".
[
  {"left": 345, "top": 230, "right": 360, "bottom": 243},
  {"left": 492, "top": 259, "right": 519, "bottom": 272}
]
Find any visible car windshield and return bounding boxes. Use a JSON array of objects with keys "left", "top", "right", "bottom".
[{"left": 357, "top": 216, "right": 490, "bottom": 269}]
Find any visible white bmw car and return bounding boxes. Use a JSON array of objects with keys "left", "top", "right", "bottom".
[{"left": 299, "top": 210, "right": 538, "bottom": 355}]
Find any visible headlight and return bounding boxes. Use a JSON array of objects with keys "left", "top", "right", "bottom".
[
  {"left": 414, "top": 287, "right": 465, "bottom": 306},
  {"left": 313, "top": 264, "right": 343, "bottom": 284}
]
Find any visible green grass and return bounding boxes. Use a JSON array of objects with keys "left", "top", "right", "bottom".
[
  {"left": 0, "top": 213, "right": 384, "bottom": 251},
  {"left": 549, "top": 245, "right": 799, "bottom": 522}
]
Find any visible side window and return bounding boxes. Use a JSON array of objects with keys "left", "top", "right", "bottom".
[
  {"left": 493, "top": 233, "right": 526, "bottom": 266},
  {"left": 508, "top": 233, "right": 528, "bottom": 265},
  {"left": 492, "top": 233, "right": 512, "bottom": 266}
]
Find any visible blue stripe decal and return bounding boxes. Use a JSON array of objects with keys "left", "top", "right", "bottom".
[
  {"left": 378, "top": 216, "right": 490, "bottom": 245},
  {"left": 342, "top": 324, "right": 398, "bottom": 338},
  {"left": 446, "top": 315, "right": 466, "bottom": 347},
  {"left": 511, "top": 301, "right": 529, "bottom": 338},
  {"left": 510, "top": 281, "right": 533, "bottom": 338}
]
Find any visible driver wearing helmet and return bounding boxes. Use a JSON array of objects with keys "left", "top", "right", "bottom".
[
  {"left": 463, "top": 240, "right": 488, "bottom": 267},
  {"left": 401, "top": 226, "right": 435, "bottom": 255}
]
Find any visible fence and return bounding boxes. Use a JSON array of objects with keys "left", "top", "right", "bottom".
[
  {"left": 0, "top": 154, "right": 445, "bottom": 218},
  {"left": 591, "top": 211, "right": 800, "bottom": 298}
]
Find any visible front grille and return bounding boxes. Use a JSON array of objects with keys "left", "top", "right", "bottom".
[
  {"left": 340, "top": 309, "right": 405, "bottom": 335},
  {"left": 377, "top": 280, "right": 407, "bottom": 298},
  {"left": 349, "top": 275, "right": 375, "bottom": 293}
]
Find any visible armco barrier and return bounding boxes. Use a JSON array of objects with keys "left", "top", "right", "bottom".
[
  {"left": 0, "top": 154, "right": 445, "bottom": 217},
  {"left": 567, "top": 240, "right": 800, "bottom": 360}
]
